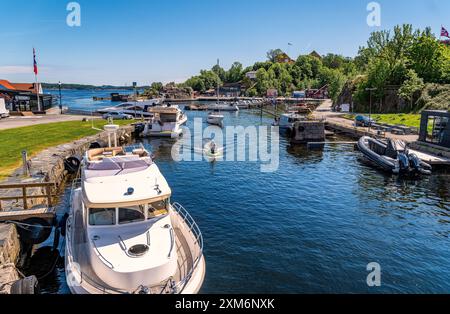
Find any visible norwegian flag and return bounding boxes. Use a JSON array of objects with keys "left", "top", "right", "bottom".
[
  {"left": 441, "top": 26, "right": 450, "bottom": 39},
  {"left": 33, "top": 48, "right": 38, "bottom": 75}
]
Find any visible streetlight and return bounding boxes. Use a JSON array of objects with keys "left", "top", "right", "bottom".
[
  {"left": 365, "top": 87, "right": 377, "bottom": 132},
  {"left": 58, "top": 81, "right": 62, "bottom": 114}
]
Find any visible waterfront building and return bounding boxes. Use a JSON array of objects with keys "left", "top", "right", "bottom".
[{"left": 0, "top": 79, "right": 52, "bottom": 113}]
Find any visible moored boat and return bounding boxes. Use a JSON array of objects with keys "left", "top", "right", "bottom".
[
  {"left": 206, "top": 112, "right": 224, "bottom": 127},
  {"left": 65, "top": 129, "right": 205, "bottom": 294},
  {"left": 357, "top": 136, "right": 432, "bottom": 175},
  {"left": 137, "top": 104, "right": 187, "bottom": 138}
]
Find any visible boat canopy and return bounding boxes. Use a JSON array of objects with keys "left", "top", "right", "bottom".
[{"left": 82, "top": 163, "right": 172, "bottom": 208}]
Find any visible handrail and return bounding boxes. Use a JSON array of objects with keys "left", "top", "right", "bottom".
[
  {"left": 168, "top": 227, "right": 174, "bottom": 258},
  {"left": 91, "top": 238, "right": 115, "bottom": 269},
  {"left": 0, "top": 181, "right": 57, "bottom": 210},
  {"left": 171, "top": 202, "right": 204, "bottom": 292},
  {"left": 65, "top": 198, "right": 203, "bottom": 294}
]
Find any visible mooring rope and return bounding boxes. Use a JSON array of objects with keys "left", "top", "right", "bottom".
[{"left": 5, "top": 221, "right": 54, "bottom": 230}]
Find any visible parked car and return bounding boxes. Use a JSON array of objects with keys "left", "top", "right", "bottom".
[
  {"left": 102, "top": 111, "right": 133, "bottom": 120},
  {"left": 355, "top": 115, "right": 375, "bottom": 127}
]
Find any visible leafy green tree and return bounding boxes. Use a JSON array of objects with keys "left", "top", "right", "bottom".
[
  {"left": 398, "top": 69, "right": 424, "bottom": 109},
  {"left": 409, "top": 33, "right": 450, "bottom": 83},
  {"left": 318, "top": 67, "right": 346, "bottom": 102},
  {"left": 226, "top": 62, "right": 244, "bottom": 83},
  {"left": 266, "top": 49, "right": 285, "bottom": 62},
  {"left": 212, "top": 64, "right": 226, "bottom": 82}
]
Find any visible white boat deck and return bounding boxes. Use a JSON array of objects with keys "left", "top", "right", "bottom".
[
  {"left": 408, "top": 149, "right": 450, "bottom": 165},
  {"left": 71, "top": 208, "right": 194, "bottom": 294}
]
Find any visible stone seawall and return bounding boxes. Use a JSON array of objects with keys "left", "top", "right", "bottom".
[{"left": 0, "top": 224, "right": 20, "bottom": 294}]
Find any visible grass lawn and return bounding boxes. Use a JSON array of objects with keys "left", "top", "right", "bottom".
[
  {"left": 342, "top": 113, "right": 421, "bottom": 129},
  {"left": 0, "top": 119, "right": 133, "bottom": 181}
]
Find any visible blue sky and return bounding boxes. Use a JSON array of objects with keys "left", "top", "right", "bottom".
[{"left": 0, "top": 0, "right": 448, "bottom": 85}]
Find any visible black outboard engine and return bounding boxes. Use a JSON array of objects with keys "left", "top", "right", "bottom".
[
  {"left": 408, "top": 153, "right": 432, "bottom": 175},
  {"left": 398, "top": 153, "right": 410, "bottom": 173}
]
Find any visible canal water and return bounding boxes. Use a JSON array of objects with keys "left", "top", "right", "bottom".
[{"left": 25, "top": 91, "right": 450, "bottom": 294}]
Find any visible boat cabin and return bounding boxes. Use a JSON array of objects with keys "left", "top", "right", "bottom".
[{"left": 418, "top": 110, "right": 450, "bottom": 149}]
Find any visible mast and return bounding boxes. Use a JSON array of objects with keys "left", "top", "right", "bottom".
[{"left": 217, "top": 59, "right": 220, "bottom": 103}]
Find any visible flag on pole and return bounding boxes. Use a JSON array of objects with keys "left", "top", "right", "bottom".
[
  {"left": 33, "top": 48, "right": 38, "bottom": 75},
  {"left": 441, "top": 26, "right": 450, "bottom": 38}
]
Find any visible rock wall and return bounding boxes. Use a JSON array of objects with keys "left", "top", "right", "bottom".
[{"left": 0, "top": 224, "right": 20, "bottom": 294}]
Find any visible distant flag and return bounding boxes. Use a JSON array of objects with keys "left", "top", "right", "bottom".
[
  {"left": 441, "top": 26, "right": 450, "bottom": 39},
  {"left": 33, "top": 48, "right": 38, "bottom": 75}
]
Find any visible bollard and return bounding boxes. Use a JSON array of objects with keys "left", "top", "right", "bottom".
[{"left": 22, "top": 150, "right": 28, "bottom": 176}]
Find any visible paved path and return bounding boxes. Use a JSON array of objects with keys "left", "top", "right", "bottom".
[
  {"left": 0, "top": 114, "right": 99, "bottom": 131},
  {"left": 313, "top": 100, "right": 419, "bottom": 143}
]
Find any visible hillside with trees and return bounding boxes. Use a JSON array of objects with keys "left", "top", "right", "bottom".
[{"left": 144, "top": 24, "right": 449, "bottom": 113}]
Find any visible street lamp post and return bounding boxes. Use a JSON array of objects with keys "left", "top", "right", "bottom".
[
  {"left": 365, "top": 87, "right": 377, "bottom": 132},
  {"left": 58, "top": 81, "right": 62, "bottom": 114}
]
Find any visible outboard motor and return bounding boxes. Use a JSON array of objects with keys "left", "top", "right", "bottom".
[
  {"left": 398, "top": 153, "right": 410, "bottom": 173},
  {"left": 408, "top": 153, "right": 432, "bottom": 175}
]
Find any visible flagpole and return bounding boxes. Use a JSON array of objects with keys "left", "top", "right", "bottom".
[
  {"left": 33, "top": 48, "right": 41, "bottom": 112},
  {"left": 35, "top": 72, "right": 41, "bottom": 112}
]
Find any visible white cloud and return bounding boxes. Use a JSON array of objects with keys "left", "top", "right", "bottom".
[
  {"left": 0, "top": 66, "right": 33, "bottom": 74},
  {"left": 0, "top": 65, "right": 52, "bottom": 75}
]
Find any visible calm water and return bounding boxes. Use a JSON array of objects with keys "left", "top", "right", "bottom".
[{"left": 25, "top": 90, "right": 450, "bottom": 294}]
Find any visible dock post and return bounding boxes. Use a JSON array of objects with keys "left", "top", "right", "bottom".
[
  {"left": 22, "top": 150, "right": 28, "bottom": 176},
  {"left": 22, "top": 186, "right": 28, "bottom": 210}
]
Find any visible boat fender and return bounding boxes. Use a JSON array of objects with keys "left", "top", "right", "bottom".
[
  {"left": 64, "top": 156, "right": 81, "bottom": 174},
  {"left": 10, "top": 276, "right": 40, "bottom": 294},
  {"left": 89, "top": 140, "right": 107, "bottom": 149},
  {"left": 290, "top": 127, "right": 296, "bottom": 139},
  {"left": 52, "top": 228, "right": 60, "bottom": 251},
  {"left": 59, "top": 213, "right": 69, "bottom": 237}
]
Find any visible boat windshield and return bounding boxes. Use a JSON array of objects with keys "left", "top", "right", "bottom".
[
  {"left": 148, "top": 199, "right": 169, "bottom": 219},
  {"left": 88, "top": 199, "right": 169, "bottom": 226},
  {"left": 89, "top": 208, "right": 116, "bottom": 226},
  {"left": 119, "top": 205, "right": 146, "bottom": 224}
]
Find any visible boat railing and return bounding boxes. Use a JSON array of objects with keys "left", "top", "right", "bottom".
[{"left": 171, "top": 202, "right": 204, "bottom": 293}]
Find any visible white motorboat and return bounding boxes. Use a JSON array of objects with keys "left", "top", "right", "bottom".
[
  {"left": 65, "top": 128, "right": 205, "bottom": 294},
  {"left": 272, "top": 112, "right": 307, "bottom": 132},
  {"left": 139, "top": 105, "right": 187, "bottom": 138},
  {"left": 206, "top": 112, "right": 224, "bottom": 127},
  {"left": 207, "top": 103, "right": 239, "bottom": 112},
  {"left": 96, "top": 99, "right": 162, "bottom": 118}
]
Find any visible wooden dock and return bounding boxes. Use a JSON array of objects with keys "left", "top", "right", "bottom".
[{"left": 0, "top": 182, "right": 57, "bottom": 223}]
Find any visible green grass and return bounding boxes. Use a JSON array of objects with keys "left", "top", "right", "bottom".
[
  {"left": 342, "top": 113, "right": 421, "bottom": 128},
  {"left": 0, "top": 119, "right": 133, "bottom": 180}
]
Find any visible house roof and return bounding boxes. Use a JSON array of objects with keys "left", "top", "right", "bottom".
[
  {"left": 309, "top": 51, "right": 322, "bottom": 59},
  {"left": 0, "top": 80, "right": 15, "bottom": 90},
  {"left": 0, "top": 79, "right": 40, "bottom": 93}
]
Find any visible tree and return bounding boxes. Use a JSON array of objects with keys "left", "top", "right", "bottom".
[
  {"left": 212, "top": 64, "right": 226, "bottom": 82},
  {"left": 318, "top": 67, "right": 346, "bottom": 102},
  {"left": 398, "top": 69, "right": 424, "bottom": 109},
  {"left": 226, "top": 62, "right": 244, "bottom": 83},
  {"left": 266, "top": 49, "right": 284, "bottom": 62},
  {"left": 409, "top": 33, "right": 450, "bottom": 83}
]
